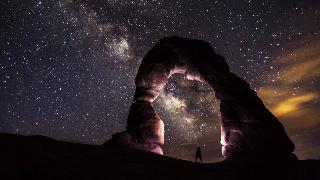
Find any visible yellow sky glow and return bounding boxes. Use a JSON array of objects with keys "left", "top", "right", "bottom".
[{"left": 272, "top": 93, "right": 318, "bottom": 116}]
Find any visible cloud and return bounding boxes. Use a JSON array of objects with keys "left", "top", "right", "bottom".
[
  {"left": 272, "top": 93, "right": 318, "bottom": 116},
  {"left": 278, "top": 43, "right": 320, "bottom": 83},
  {"left": 280, "top": 53, "right": 320, "bottom": 84},
  {"left": 257, "top": 42, "right": 320, "bottom": 137}
]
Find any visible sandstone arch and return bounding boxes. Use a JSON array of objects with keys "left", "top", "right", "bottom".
[{"left": 106, "top": 36, "right": 295, "bottom": 159}]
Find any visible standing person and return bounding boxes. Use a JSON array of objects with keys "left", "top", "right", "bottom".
[{"left": 195, "top": 146, "right": 202, "bottom": 163}]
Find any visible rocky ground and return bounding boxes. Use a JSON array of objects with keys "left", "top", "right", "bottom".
[{"left": 0, "top": 133, "right": 319, "bottom": 180}]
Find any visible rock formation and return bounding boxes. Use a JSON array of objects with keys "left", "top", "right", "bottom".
[{"left": 106, "top": 36, "right": 295, "bottom": 159}]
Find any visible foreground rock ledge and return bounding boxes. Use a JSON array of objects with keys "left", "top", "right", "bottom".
[
  {"left": 105, "top": 36, "right": 295, "bottom": 160},
  {"left": 1, "top": 133, "right": 319, "bottom": 180}
]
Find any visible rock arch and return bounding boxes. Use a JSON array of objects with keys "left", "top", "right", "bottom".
[{"left": 106, "top": 36, "right": 295, "bottom": 159}]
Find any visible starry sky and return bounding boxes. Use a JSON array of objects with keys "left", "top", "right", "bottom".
[{"left": 0, "top": 0, "right": 319, "bottom": 162}]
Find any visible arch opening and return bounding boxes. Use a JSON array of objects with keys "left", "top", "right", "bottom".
[{"left": 153, "top": 75, "right": 221, "bottom": 161}]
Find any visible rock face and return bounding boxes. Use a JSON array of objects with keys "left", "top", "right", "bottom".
[{"left": 106, "top": 36, "right": 295, "bottom": 158}]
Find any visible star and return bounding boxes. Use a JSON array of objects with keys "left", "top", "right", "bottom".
[{"left": 0, "top": 0, "right": 319, "bottom": 162}]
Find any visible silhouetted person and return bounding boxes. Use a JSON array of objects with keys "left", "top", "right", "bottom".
[{"left": 195, "top": 146, "right": 202, "bottom": 163}]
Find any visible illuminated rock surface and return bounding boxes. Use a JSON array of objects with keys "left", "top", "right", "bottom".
[{"left": 107, "top": 36, "right": 295, "bottom": 159}]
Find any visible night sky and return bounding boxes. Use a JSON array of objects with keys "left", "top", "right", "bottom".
[{"left": 1, "top": 0, "right": 319, "bottom": 162}]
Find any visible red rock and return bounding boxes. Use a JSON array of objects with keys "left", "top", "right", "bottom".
[{"left": 107, "top": 36, "right": 295, "bottom": 159}]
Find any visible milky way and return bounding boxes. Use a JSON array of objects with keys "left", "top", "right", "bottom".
[{"left": 1, "top": 0, "right": 319, "bottom": 162}]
